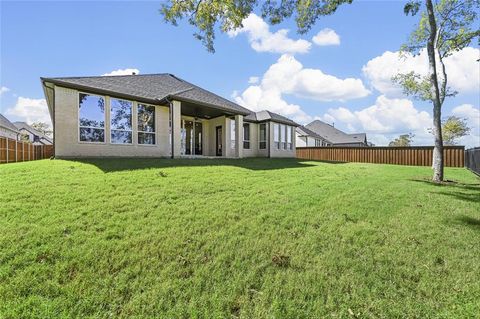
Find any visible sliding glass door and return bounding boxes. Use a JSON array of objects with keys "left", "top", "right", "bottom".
[{"left": 181, "top": 119, "right": 203, "bottom": 155}]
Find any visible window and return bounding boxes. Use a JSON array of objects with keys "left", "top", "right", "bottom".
[
  {"left": 138, "top": 104, "right": 155, "bottom": 145},
  {"left": 315, "top": 139, "right": 321, "bottom": 147},
  {"left": 79, "top": 93, "right": 105, "bottom": 142},
  {"left": 281, "top": 124, "right": 287, "bottom": 149},
  {"left": 243, "top": 123, "right": 250, "bottom": 149},
  {"left": 259, "top": 123, "right": 266, "bottom": 149},
  {"left": 273, "top": 123, "right": 280, "bottom": 149},
  {"left": 287, "top": 126, "right": 292, "bottom": 150},
  {"left": 110, "top": 98, "right": 132, "bottom": 144},
  {"left": 230, "top": 119, "right": 236, "bottom": 149}
]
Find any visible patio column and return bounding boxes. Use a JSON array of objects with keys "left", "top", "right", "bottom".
[
  {"left": 235, "top": 114, "right": 243, "bottom": 158},
  {"left": 171, "top": 100, "right": 181, "bottom": 158}
]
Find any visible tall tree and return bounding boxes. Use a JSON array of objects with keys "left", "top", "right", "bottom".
[
  {"left": 393, "top": 0, "right": 479, "bottom": 182},
  {"left": 389, "top": 133, "right": 415, "bottom": 147},
  {"left": 160, "top": 0, "right": 352, "bottom": 52}
]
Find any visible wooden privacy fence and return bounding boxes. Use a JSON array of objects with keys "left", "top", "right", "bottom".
[
  {"left": 0, "top": 137, "right": 53, "bottom": 164},
  {"left": 297, "top": 146, "right": 465, "bottom": 167}
]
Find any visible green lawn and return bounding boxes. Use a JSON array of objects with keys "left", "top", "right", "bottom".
[{"left": 0, "top": 158, "right": 479, "bottom": 318}]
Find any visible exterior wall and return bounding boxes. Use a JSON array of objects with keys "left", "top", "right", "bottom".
[
  {"left": 205, "top": 116, "right": 226, "bottom": 157},
  {"left": 296, "top": 134, "right": 307, "bottom": 147},
  {"left": 54, "top": 86, "right": 171, "bottom": 158},
  {"left": 0, "top": 127, "right": 18, "bottom": 140},
  {"left": 243, "top": 122, "right": 259, "bottom": 157},
  {"left": 269, "top": 121, "right": 296, "bottom": 158}
]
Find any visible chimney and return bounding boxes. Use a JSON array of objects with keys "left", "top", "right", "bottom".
[{"left": 132, "top": 72, "right": 137, "bottom": 75}]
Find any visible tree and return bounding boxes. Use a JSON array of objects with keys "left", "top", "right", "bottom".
[
  {"left": 31, "top": 122, "right": 53, "bottom": 138},
  {"left": 439, "top": 116, "right": 471, "bottom": 145},
  {"left": 160, "top": 0, "right": 352, "bottom": 52},
  {"left": 389, "top": 133, "right": 415, "bottom": 147},
  {"left": 393, "top": 0, "right": 479, "bottom": 182}
]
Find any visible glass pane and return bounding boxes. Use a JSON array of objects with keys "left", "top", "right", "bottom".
[
  {"left": 80, "top": 127, "right": 104, "bottom": 142},
  {"left": 231, "top": 119, "right": 235, "bottom": 149},
  {"left": 79, "top": 93, "right": 105, "bottom": 128},
  {"left": 273, "top": 123, "right": 279, "bottom": 142},
  {"left": 259, "top": 141, "right": 266, "bottom": 149},
  {"left": 243, "top": 141, "right": 250, "bottom": 149},
  {"left": 111, "top": 98, "right": 132, "bottom": 130},
  {"left": 195, "top": 122, "right": 202, "bottom": 155},
  {"left": 243, "top": 124, "right": 250, "bottom": 141},
  {"left": 185, "top": 120, "right": 193, "bottom": 155},
  {"left": 138, "top": 132, "right": 155, "bottom": 145},
  {"left": 111, "top": 130, "right": 132, "bottom": 144},
  {"left": 138, "top": 104, "right": 155, "bottom": 132},
  {"left": 287, "top": 126, "right": 292, "bottom": 143}
]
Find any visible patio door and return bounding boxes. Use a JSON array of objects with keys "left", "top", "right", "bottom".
[
  {"left": 216, "top": 126, "right": 222, "bottom": 156},
  {"left": 181, "top": 119, "right": 203, "bottom": 155}
]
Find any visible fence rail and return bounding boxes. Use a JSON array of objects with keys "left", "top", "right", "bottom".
[
  {"left": 0, "top": 137, "right": 54, "bottom": 164},
  {"left": 296, "top": 146, "right": 465, "bottom": 167},
  {"left": 465, "top": 147, "right": 480, "bottom": 174}
]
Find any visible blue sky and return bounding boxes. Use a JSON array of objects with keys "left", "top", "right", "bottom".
[{"left": 1, "top": 0, "right": 479, "bottom": 146}]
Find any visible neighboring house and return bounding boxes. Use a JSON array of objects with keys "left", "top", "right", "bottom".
[
  {"left": 296, "top": 125, "right": 332, "bottom": 147},
  {"left": 0, "top": 114, "right": 20, "bottom": 140},
  {"left": 303, "top": 120, "right": 368, "bottom": 147},
  {"left": 41, "top": 73, "right": 299, "bottom": 158},
  {"left": 13, "top": 122, "right": 53, "bottom": 145}
]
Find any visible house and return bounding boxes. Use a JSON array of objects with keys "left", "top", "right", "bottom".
[
  {"left": 13, "top": 122, "right": 53, "bottom": 145},
  {"left": 300, "top": 120, "right": 368, "bottom": 147},
  {"left": 296, "top": 125, "right": 332, "bottom": 147},
  {"left": 0, "top": 114, "right": 20, "bottom": 140},
  {"left": 41, "top": 73, "right": 299, "bottom": 158}
]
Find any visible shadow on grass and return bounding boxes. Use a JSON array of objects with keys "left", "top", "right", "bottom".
[
  {"left": 69, "top": 157, "right": 318, "bottom": 172},
  {"left": 452, "top": 215, "right": 480, "bottom": 231},
  {"left": 411, "top": 178, "right": 480, "bottom": 203}
]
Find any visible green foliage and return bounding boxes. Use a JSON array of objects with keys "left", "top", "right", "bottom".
[
  {"left": 160, "top": 0, "right": 352, "bottom": 52},
  {"left": 389, "top": 133, "right": 415, "bottom": 146},
  {"left": 31, "top": 121, "right": 53, "bottom": 138},
  {"left": 395, "top": 0, "right": 479, "bottom": 102},
  {"left": 441, "top": 116, "right": 471, "bottom": 145},
  {"left": 1, "top": 159, "right": 479, "bottom": 317}
]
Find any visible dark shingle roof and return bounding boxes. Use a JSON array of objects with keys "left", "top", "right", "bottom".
[
  {"left": 245, "top": 110, "right": 299, "bottom": 126},
  {"left": 41, "top": 73, "right": 251, "bottom": 115},
  {"left": 296, "top": 125, "right": 330, "bottom": 141},
  {"left": 305, "top": 120, "right": 367, "bottom": 145},
  {"left": 0, "top": 114, "right": 20, "bottom": 133}
]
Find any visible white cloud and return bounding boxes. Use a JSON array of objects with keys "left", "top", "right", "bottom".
[
  {"left": 451, "top": 104, "right": 480, "bottom": 147},
  {"left": 228, "top": 13, "right": 311, "bottom": 54},
  {"left": 5, "top": 97, "right": 51, "bottom": 124},
  {"left": 362, "top": 47, "right": 480, "bottom": 96},
  {"left": 234, "top": 54, "right": 369, "bottom": 123},
  {"left": 0, "top": 86, "right": 10, "bottom": 96},
  {"left": 312, "top": 28, "right": 340, "bottom": 46},
  {"left": 319, "top": 95, "right": 434, "bottom": 145},
  {"left": 102, "top": 68, "right": 140, "bottom": 76},
  {"left": 248, "top": 76, "right": 259, "bottom": 84}
]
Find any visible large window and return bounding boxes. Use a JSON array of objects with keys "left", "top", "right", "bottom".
[
  {"left": 138, "top": 104, "right": 155, "bottom": 145},
  {"left": 259, "top": 123, "right": 267, "bottom": 149},
  {"left": 79, "top": 93, "right": 105, "bottom": 142},
  {"left": 287, "top": 126, "right": 292, "bottom": 150},
  {"left": 281, "top": 124, "right": 287, "bottom": 149},
  {"left": 273, "top": 123, "right": 280, "bottom": 149},
  {"left": 110, "top": 98, "right": 132, "bottom": 144},
  {"left": 243, "top": 123, "right": 250, "bottom": 149},
  {"left": 230, "top": 119, "right": 236, "bottom": 149}
]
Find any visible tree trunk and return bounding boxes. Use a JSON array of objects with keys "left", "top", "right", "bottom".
[{"left": 426, "top": 0, "right": 444, "bottom": 182}]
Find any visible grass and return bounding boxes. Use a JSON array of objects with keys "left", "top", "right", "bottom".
[{"left": 0, "top": 158, "right": 479, "bottom": 318}]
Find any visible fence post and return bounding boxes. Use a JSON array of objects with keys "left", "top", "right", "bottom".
[{"left": 15, "top": 139, "right": 17, "bottom": 162}]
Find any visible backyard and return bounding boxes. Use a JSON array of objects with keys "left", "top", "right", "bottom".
[{"left": 0, "top": 158, "right": 479, "bottom": 318}]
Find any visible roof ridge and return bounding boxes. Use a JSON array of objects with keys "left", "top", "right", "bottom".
[{"left": 46, "top": 73, "right": 174, "bottom": 80}]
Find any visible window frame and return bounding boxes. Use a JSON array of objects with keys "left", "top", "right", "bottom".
[
  {"left": 243, "top": 123, "right": 250, "bottom": 149},
  {"left": 78, "top": 92, "right": 106, "bottom": 144},
  {"left": 110, "top": 97, "right": 133, "bottom": 145},
  {"left": 259, "top": 123, "right": 267, "bottom": 149},
  {"left": 137, "top": 103, "right": 157, "bottom": 146},
  {"left": 273, "top": 123, "right": 280, "bottom": 149},
  {"left": 230, "top": 119, "right": 236, "bottom": 150},
  {"left": 287, "top": 125, "right": 292, "bottom": 150}
]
